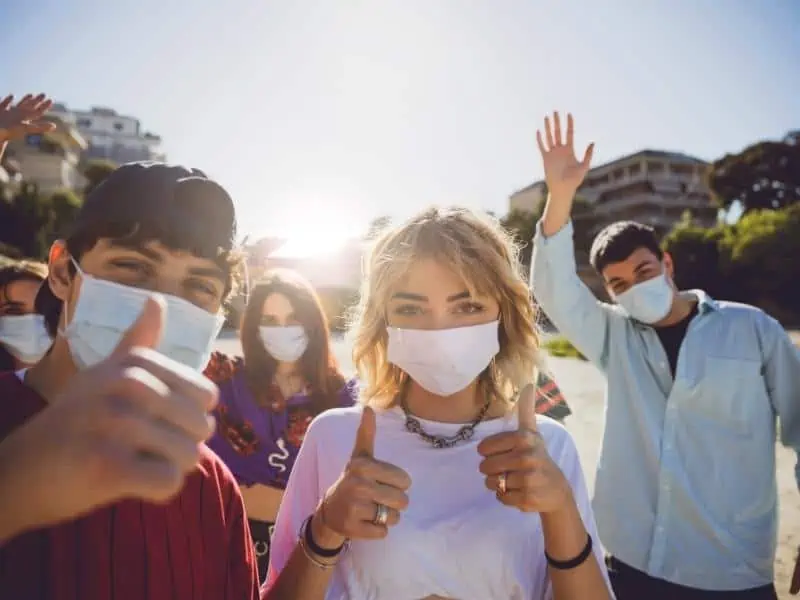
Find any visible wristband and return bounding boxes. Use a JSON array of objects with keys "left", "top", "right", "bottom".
[
  {"left": 545, "top": 534, "right": 593, "bottom": 570},
  {"left": 301, "top": 515, "right": 346, "bottom": 559}
]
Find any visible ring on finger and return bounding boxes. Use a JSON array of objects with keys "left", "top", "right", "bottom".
[
  {"left": 372, "top": 503, "right": 390, "bottom": 526},
  {"left": 497, "top": 472, "right": 508, "bottom": 495}
]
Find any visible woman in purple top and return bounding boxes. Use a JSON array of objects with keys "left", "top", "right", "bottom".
[{"left": 204, "top": 268, "right": 358, "bottom": 582}]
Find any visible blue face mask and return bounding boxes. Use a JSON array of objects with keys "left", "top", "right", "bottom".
[
  {"left": 0, "top": 314, "right": 53, "bottom": 364},
  {"left": 60, "top": 259, "right": 224, "bottom": 371}
]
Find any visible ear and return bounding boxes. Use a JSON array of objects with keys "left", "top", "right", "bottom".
[
  {"left": 47, "top": 241, "right": 74, "bottom": 302},
  {"left": 662, "top": 251, "right": 675, "bottom": 280}
]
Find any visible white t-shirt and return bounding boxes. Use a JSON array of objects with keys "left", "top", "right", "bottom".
[{"left": 266, "top": 405, "right": 610, "bottom": 600}]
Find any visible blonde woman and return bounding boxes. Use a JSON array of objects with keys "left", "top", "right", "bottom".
[{"left": 263, "top": 207, "right": 611, "bottom": 600}]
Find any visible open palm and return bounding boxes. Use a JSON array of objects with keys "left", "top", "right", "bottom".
[
  {"left": 0, "top": 93, "right": 56, "bottom": 141},
  {"left": 536, "top": 112, "right": 594, "bottom": 199}
]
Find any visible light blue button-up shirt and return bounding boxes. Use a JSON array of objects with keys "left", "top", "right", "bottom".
[{"left": 531, "top": 220, "right": 800, "bottom": 591}]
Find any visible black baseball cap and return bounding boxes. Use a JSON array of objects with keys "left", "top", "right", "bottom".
[
  {"left": 66, "top": 161, "right": 237, "bottom": 252},
  {"left": 36, "top": 161, "right": 238, "bottom": 323}
]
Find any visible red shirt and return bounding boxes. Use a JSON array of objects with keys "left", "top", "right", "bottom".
[{"left": 0, "top": 371, "right": 260, "bottom": 600}]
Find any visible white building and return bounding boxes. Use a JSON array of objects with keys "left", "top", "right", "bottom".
[
  {"left": 48, "top": 103, "right": 165, "bottom": 164},
  {"left": 509, "top": 149, "right": 717, "bottom": 237},
  {"left": 4, "top": 115, "right": 88, "bottom": 193}
]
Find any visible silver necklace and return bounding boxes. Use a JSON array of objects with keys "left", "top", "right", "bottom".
[{"left": 400, "top": 394, "right": 491, "bottom": 449}]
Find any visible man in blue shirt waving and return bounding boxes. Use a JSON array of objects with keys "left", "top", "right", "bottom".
[{"left": 529, "top": 111, "right": 800, "bottom": 600}]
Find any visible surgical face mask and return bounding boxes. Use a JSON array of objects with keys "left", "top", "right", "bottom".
[
  {"left": 61, "top": 260, "right": 224, "bottom": 371},
  {"left": 613, "top": 272, "right": 674, "bottom": 324},
  {"left": 387, "top": 320, "right": 500, "bottom": 397},
  {"left": 0, "top": 314, "right": 53, "bottom": 364},
  {"left": 259, "top": 325, "right": 309, "bottom": 362}
]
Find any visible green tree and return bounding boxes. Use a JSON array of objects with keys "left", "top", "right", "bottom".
[
  {"left": 720, "top": 204, "right": 800, "bottom": 322},
  {"left": 82, "top": 158, "right": 118, "bottom": 196},
  {"left": 707, "top": 131, "right": 800, "bottom": 212},
  {"left": 662, "top": 216, "right": 730, "bottom": 298},
  {"left": 500, "top": 196, "right": 594, "bottom": 274}
]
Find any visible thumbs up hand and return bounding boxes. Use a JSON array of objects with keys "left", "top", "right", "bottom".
[
  {"left": 477, "top": 384, "right": 571, "bottom": 513},
  {"left": 312, "top": 406, "right": 412, "bottom": 549},
  {"left": 1, "top": 296, "right": 219, "bottom": 539}
]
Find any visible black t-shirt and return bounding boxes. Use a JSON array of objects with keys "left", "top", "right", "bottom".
[{"left": 654, "top": 303, "right": 699, "bottom": 376}]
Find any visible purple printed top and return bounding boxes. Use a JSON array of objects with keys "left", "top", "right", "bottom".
[{"left": 204, "top": 352, "right": 358, "bottom": 489}]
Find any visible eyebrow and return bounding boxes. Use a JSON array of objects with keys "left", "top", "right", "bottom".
[
  {"left": 108, "top": 241, "right": 164, "bottom": 263},
  {"left": 187, "top": 266, "right": 226, "bottom": 282},
  {"left": 391, "top": 290, "right": 472, "bottom": 302},
  {"left": 633, "top": 260, "right": 654, "bottom": 274},
  {"left": 109, "top": 241, "right": 225, "bottom": 282}
]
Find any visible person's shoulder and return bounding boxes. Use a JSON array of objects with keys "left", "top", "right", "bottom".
[
  {"left": 203, "top": 351, "right": 244, "bottom": 384},
  {"left": 712, "top": 300, "right": 786, "bottom": 334},
  {"left": 0, "top": 371, "right": 47, "bottom": 440},
  {"left": 306, "top": 404, "right": 366, "bottom": 442},
  {"left": 194, "top": 443, "right": 240, "bottom": 491}
]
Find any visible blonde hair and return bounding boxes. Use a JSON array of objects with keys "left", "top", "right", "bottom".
[{"left": 351, "top": 206, "right": 541, "bottom": 409}]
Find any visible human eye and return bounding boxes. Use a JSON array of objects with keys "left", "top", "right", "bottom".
[
  {"left": 393, "top": 304, "right": 423, "bottom": 316},
  {"left": 456, "top": 301, "right": 486, "bottom": 315}
]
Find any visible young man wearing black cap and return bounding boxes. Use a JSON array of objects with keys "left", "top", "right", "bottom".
[{"left": 0, "top": 102, "right": 260, "bottom": 598}]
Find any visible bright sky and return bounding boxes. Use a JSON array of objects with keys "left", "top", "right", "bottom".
[{"left": 1, "top": 1, "right": 798, "bottom": 256}]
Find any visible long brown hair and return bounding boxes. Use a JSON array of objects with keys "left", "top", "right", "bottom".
[{"left": 240, "top": 268, "right": 345, "bottom": 415}]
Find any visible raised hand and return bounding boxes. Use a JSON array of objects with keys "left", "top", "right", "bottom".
[
  {"left": 536, "top": 112, "right": 594, "bottom": 201},
  {"left": 0, "top": 296, "right": 218, "bottom": 540},
  {"left": 0, "top": 93, "right": 56, "bottom": 142},
  {"left": 477, "top": 384, "right": 571, "bottom": 513},
  {"left": 314, "top": 407, "right": 411, "bottom": 547}
]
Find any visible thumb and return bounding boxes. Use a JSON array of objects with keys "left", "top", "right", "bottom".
[
  {"left": 517, "top": 384, "right": 538, "bottom": 434},
  {"left": 351, "top": 406, "right": 376, "bottom": 458},
  {"left": 111, "top": 295, "right": 165, "bottom": 358}
]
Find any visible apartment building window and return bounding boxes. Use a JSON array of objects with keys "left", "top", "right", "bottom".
[
  {"left": 612, "top": 168, "right": 625, "bottom": 180},
  {"left": 646, "top": 161, "right": 663, "bottom": 174},
  {"left": 114, "top": 122, "right": 124, "bottom": 131},
  {"left": 77, "top": 118, "right": 92, "bottom": 129},
  {"left": 629, "top": 163, "right": 642, "bottom": 176}
]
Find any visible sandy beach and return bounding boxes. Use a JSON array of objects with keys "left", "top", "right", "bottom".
[{"left": 215, "top": 333, "right": 800, "bottom": 597}]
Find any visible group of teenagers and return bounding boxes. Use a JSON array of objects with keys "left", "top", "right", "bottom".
[{"left": 0, "top": 94, "right": 798, "bottom": 600}]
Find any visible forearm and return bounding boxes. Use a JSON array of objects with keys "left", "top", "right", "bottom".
[
  {"left": 0, "top": 434, "right": 33, "bottom": 544},
  {"left": 541, "top": 499, "right": 611, "bottom": 600},
  {"left": 262, "top": 512, "right": 341, "bottom": 600},
  {"left": 541, "top": 192, "right": 575, "bottom": 238}
]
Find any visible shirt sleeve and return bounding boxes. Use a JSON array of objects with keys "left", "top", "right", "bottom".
[
  {"left": 543, "top": 425, "right": 612, "bottom": 599},
  {"left": 530, "top": 220, "right": 619, "bottom": 369},
  {"left": 262, "top": 413, "right": 323, "bottom": 593},
  {"left": 759, "top": 315, "right": 800, "bottom": 490}
]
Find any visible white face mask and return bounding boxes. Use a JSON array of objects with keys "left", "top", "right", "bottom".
[
  {"left": 0, "top": 314, "right": 53, "bottom": 364},
  {"left": 259, "top": 325, "right": 309, "bottom": 362},
  {"left": 387, "top": 320, "right": 500, "bottom": 397},
  {"left": 613, "top": 272, "right": 674, "bottom": 324},
  {"left": 61, "top": 260, "right": 224, "bottom": 371}
]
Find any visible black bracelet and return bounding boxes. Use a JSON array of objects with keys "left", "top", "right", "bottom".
[
  {"left": 545, "top": 534, "right": 593, "bottom": 570},
  {"left": 302, "top": 515, "right": 345, "bottom": 559}
]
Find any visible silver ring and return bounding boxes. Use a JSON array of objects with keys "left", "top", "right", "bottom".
[
  {"left": 497, "top": 472, "right": 508, "bottom": 495},
  {"left": 372, "top": 503, "right": 390, "bottom": 526}
]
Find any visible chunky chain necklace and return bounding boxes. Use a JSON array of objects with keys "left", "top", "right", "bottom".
[{"left": 400, "top": 393, "right": 491, "bottom": 449}]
